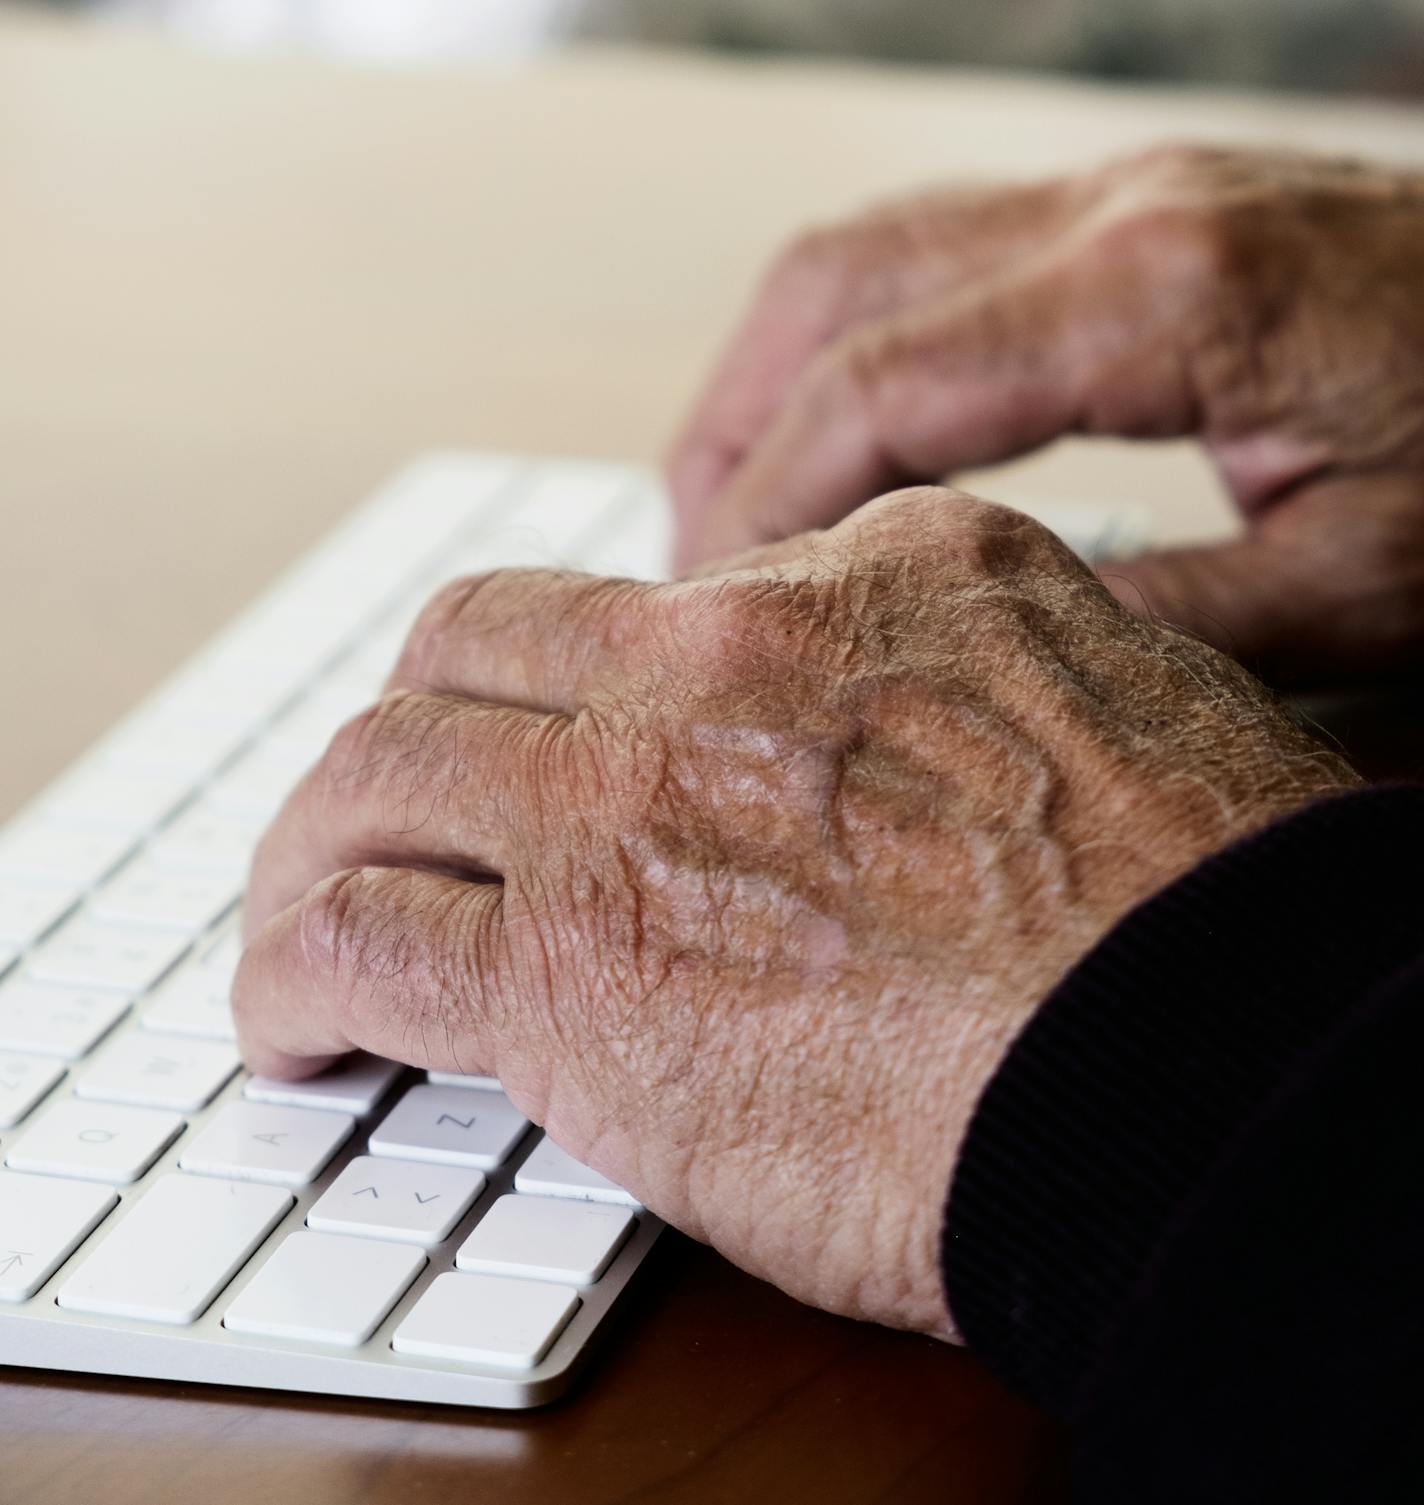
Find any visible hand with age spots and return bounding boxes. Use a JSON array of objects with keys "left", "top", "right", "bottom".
[
  {"left": 669, "top": 144, "right": 1424, "bottom": 681},
  {"left": 235, "top": 487, "right": 1352, "bottom": 1339}
]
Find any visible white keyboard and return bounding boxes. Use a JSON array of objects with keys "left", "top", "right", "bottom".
[{"left": 0, "top": 452, "right": 1147, "bottom": 1408}]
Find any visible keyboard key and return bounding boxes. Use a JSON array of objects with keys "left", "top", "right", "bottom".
[
  {"left": 91, "top": 860, "right": 238, "bottom": 935},
  {"left": 180, "top": 1100, "right": 353, "bottom": 1187},
  {"left": 0, "top": 1172, "right": 117, "bottom": 1302},
  {"left": 426, "top": 1069, "right": 502, "bottom": 1092},
  {"left": 0, "top": 823, "right": 135, "bottom": 890},
  {"left": 76, "top": 1034, "right": 239, "bottom": 1112},
  {"left": 514, "top": 1135, "right": 639, "bottom": 1207},
  {"left": 0, "top": 1054, "right": 66, "bottom": 1129},
  {"left": 140, "top": 968, "right": 237, "bottom": 1041},
  {"left": 147, "top": 804, "right": 263, "bottom": 883},
  {"left": 0, "top": 878, "right": 79, "bottom": 948},
  {"left": 223, "top": 1230, "right": 425, "bottom": 1346},
  {"left": 99, "top": 709, "right": 249, "bottom": 782},
  {"left": 7, "top": 1100, "right": 184, "bottom": 1184},
  {"left": 307, "top": 1156, "right": 485, "bottom": 1246},
  {"left": 58, "top": 1174, "right": 292, "bottom": 1325},
  {"left": 244, "top": 1053, "right": 402, "bottom": 1116},
  {"left": 368, "top": 1085, "right": 528, "bottom": 1171},
  {"left": 457, "top": 1195, "right": 633, "bottom": 1285},
  {"left": 196, "top": 926, "right": 242, "bottom": 982},
  {"left": 26, "top": 916, "right": 189, "bottom": 994},
  {"left": 33, "top": 767, "right": 186, "bottom": 837},
  {"left": 207, "top": 743, "right": 313, "bottom": 820},
  {"left": 0, "top": 980, "right": 130, "bottom": 1060},
  {"left": 392, "top": 1270, "right": 579, "bottom": 1371}
]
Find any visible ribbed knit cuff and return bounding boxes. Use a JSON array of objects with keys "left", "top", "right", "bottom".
[{"left": 942, "top": 785, "right": 1424, "bottom": 1417}]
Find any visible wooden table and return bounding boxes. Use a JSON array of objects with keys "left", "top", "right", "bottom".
[{"left": 2, "top": 13, "right": 1423, "bottom": 1501}]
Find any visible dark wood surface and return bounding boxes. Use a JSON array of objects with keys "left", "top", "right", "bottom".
[{"left": 0, "top": 1238, "right": 1062, "bottom": 1504}]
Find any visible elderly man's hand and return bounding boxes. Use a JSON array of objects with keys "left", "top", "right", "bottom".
[
  {"left": 669, "top": 145, "right": 1424, "bottom": 680},
  {"left": 235, "top": 488, "right": 1351, "bottom": 1338}
]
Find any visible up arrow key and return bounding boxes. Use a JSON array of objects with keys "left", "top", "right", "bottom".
[{"left": 352, "top": 1186, "right": 380, "bottom": 1199}]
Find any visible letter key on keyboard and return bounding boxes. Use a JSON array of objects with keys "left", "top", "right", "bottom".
[
  {"left": 368, "top": 1084, "right": 528, "bottom": 1170},
  {"left": 6, "top": 1100, "right": 184, "bottom": 1183},
  {"left": 180, "top": 1101, "right": 354, "bottom": 1186}
]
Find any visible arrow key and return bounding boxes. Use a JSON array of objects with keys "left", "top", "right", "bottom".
[{"left": 307, "top": 1155, "right": 485, "bottom": 1246}]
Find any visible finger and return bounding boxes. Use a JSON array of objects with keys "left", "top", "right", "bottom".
[
  {"left": 681, "top": 229, "right": 1203, "bottom": 568},
  {"left": 388, "top": 569, "right": 666, "bottom": 712},
  {"left": 667, "top": 177, "right": 1086, "bottom": 552},
  {"left": 1104, "top": 473, "right": 1424, "bottom": 681},
  {"left": 242, "top": 690, "right": 565, "bottom": 942},
  {"left": 234, "top": 866, "right": 509, "bottom": 1082}
]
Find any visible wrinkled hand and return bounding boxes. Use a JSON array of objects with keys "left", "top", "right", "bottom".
[
  {"left": 235, "top": 488, "right": 1351, "bottom": 1338},
  {"left": 669, "top": 145, "right": 1424, "bottom": 680}
]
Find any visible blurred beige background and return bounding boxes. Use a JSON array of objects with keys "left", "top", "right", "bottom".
[{"left": 6, "top": 8, "right": 1424, "bottom": 819}]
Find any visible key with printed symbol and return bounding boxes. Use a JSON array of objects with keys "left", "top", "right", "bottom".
[
  {"left": 514, "top": 1135, "right": 640, "bottom": 1207},
  {"left": 368, "top": 1084, "right": 529, "bottom": 1171},
  {"left": 180, "top": 1100, "right": 354, "bottom": 1187},
  {"left": 392, "top": 1270, "right": 580, "bottom": 1371},
  {"left": 76, "top": 1034, "right": 239, "bottom": 1112},
  {"left": 0, "top": 1055, "right": 66, "bottom": 1129},
  {"left": 58, "top": 1174, "right": 292, "bottom": 1325},
  {"left": 0, "top": 1173, "right": 117, "bottom": 1302},
  {"left": 6, "top": 1099, "right": 184, "bottom": 1183},
  {"left": 457, "top": 1194, "right": 634, "bottom": 1285},
  {"left": 223, "top": 1230, "right": 426, "bottom": 1346},
  {"left": 140, "top": 968, "right": 237, "bottom": 1041},
  {"left": 244, "top": 1054, "right": 402, "bottom": 1116},
  {"left": 0, "top": 980, "right": 130, "bottom": 1059},
  {"left": 306, "top": 1155, "right": 485, "bottom": 1246},
  {"left": 26, "top": 916, "right": 190, "bottom": 995},
  {"left": 91, "top": 860, "right": 238, "bottom": 935}
]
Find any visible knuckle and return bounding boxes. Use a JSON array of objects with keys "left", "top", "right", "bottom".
[
  {"left": 323, "top": 690, "right": 409, "bottom": 786},
  {"left": 318, "top": 689, "right": 454, "bottom": 823},
  {"left": 854, "top": 485, "right": 1081, "bottom": 585},
  {"left": 394, "top": 572, "right": 501, "bottom": 687},
  {"left": 297, "top": 867, "right": 381, "bottom": 1000}
]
